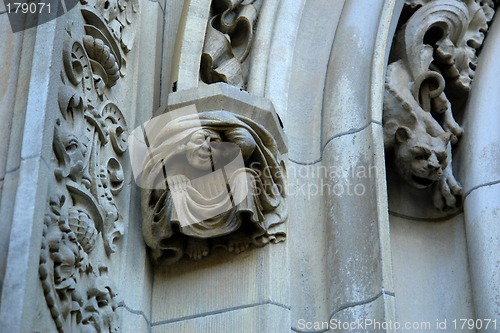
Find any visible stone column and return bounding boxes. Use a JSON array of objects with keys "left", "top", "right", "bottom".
[
  {"left": 458, "top": 15, "right": 500, "bottom": 323},
  {"left": 271, "top": 0, "right": 399, "bottom": 331}
]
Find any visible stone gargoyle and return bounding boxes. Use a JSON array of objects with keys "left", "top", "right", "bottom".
[
  {"left": 384, "top": 61, "right": 463, "bottom": 210},
  {"left": 383, "top": 0, "right": 496, "bottom": 210}
]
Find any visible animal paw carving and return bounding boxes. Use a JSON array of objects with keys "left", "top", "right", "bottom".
[
  {"left": 432, "top": 169, "right": 463, "bottom": 210},
  {"left": 442, "top": 112, "right": 464, "bottom": 145},
  {"left": 431, "top": 94, "right": 464, "bottom": 144}
]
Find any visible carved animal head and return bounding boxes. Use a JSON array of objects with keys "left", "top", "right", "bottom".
[{"left": 393, "top": 126, "right": 450, "bottom": 189}]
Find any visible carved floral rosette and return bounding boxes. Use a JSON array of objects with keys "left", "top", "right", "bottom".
[
  {"left": 39, "top": 1, "right": 136, "bottom": 331},
  {"left": 383, "top": 0, "right": 497, "bottom": 210}
]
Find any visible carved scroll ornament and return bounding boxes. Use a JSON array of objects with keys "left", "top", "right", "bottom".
[
  {"left": 383, "top": 0, "right": 496, "bottom": 210},
  {"left": 200, "top": 0, "right": 263, "bottom": 89}
]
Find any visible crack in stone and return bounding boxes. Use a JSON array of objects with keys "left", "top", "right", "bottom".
[
  {"left": 464, "top": 179, "right": 500, "bottom": 199},
  {"left": 289, "top": 121, "right": 382, "bottom": 165},
  {"left": 388, "top": 209, "right": 463, "bottom": 222},
  {"left": 151, "top": 300, "right": 290, "bottom": 327},
  {"left": 291, "top": 290, "right": 395, "bottom": 333}
]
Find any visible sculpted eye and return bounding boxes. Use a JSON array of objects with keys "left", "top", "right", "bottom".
[
  {"left": 411, "top": 147, "right": 431, "bottom": 160},
  {"left": 415, "top": 153, "right": 429, "bottom": 160},
  {"left": 97, "top": 296, "right": 109, "bottom": 308}
]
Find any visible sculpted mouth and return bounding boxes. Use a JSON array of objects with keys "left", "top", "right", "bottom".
[
  {"left": 196, "top": 150, "right": 211, "bottom": 159},
  {"left": 412, "top": 175, "right": 434, "bottom": 187}
]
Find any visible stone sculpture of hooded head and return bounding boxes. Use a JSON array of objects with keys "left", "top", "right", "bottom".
[{"left": 140, "top": 110, "right": 287, "bottom": 264}]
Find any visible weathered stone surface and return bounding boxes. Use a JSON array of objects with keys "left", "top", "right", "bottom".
[
  {"left": 457, "top": 14, "right": 500, "bottom": 322},
  {"left": 174, "top": 0, "right": 211, "bottom": 91},
  {"left": 151, "top": 242, "right": 289, "bottom": 324},
  {"left": 152, "top": 303, "right": 289, "bottom": 333},
  {"left": 284, "top": 0, "right": 343, "bottom": 163},
  {"left": 0, "top": 157, "right": 51, "bottom": 333},
  {"left": 288, "top": 124, "right": 394, "bottom": 326},
  {"left": 117, "top": 308, "right": 150, "bottom": 333},
  {"left": 1, "top": 0, "right": 499, "bottom": 332},
  {"left": 0, "top": 10, "right": 63, "bottom": 329},
  {"left": 390, "top": 214, "right": 475, "bottom": 330},
  {"left": 284, "top": 0, "right": 396, "bottom": 329},
  {"left": 330, "top": 295, "right": 395, "bottom": 333},
  {"left": 462, "top": 185, "right": 500, "bottom": 323}
]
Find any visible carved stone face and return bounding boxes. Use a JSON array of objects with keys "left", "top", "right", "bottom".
[
  {"left": 185, "top": 129, "right": 223, "bottom": 170},
  {"left": 80, "top": 282, "right": 118, "bottom": 333},
  {"left": 54, "top": 123, "right": 87, "bottom": 181},
  {"left": 394, "top": 127, "right": 449, "bottom": 189}
]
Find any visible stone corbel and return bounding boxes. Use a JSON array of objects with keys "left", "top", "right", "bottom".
[{"left": 130, "top": 83, "right": 287, "bottom": 265}]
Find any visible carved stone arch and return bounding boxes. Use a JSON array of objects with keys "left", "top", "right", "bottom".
[{"left": 2, "top": 0, "right": 499, "bottom": 332}]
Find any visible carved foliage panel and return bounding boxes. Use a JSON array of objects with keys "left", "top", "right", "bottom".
[{"left": 39, "top": 1, "right": 138, "bottom": 331}]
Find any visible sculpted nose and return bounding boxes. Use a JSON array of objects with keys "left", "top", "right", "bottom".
[
  {"left": 429, "top": 163, "right": 440, "bottom": 171},
  {"left": 428, "top": 154, "right": 441, "bottom": 171}
]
